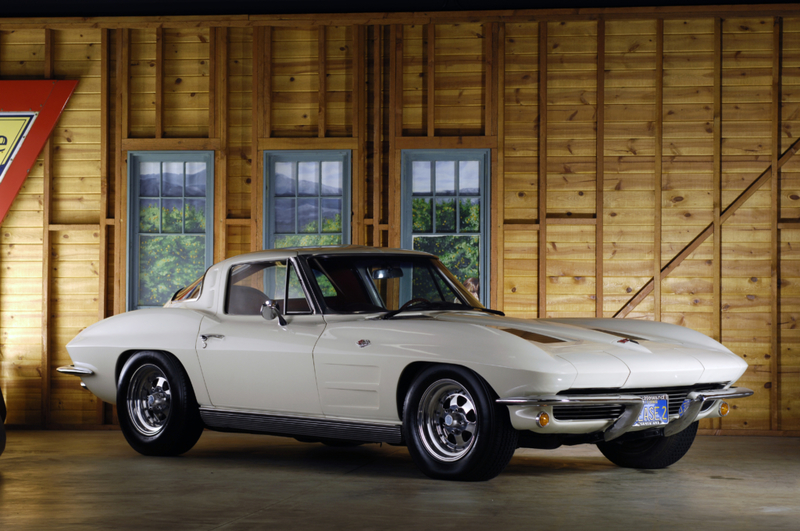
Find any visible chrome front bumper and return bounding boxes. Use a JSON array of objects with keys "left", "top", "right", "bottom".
[
  {"left": 56, "top": 365, "right": 94, "bottom": 376},
  {"left": 497, "top": 387, "right": 754, "bottom": 442}
]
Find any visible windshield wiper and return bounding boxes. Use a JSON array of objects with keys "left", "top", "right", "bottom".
[{"left": 381, "top": 301, "right": 505, "bottom": 320}]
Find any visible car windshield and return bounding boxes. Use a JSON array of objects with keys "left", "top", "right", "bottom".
[{"left": 308, "top": 255, "right": 483, "bottom": 315}]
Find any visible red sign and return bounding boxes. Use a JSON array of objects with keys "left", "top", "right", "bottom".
[{"left": 0, "top": 80, "right": 78, "bottom": 226}]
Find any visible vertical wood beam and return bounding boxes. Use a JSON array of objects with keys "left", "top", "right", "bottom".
[
  {"left": 538, "top": 22, "right": 548, "bottom": 318},
  {"left": 155, "top": 27, "right": 163, "bottom": 138},
  {"left": 493, "top": 23, "right": 505, "bottom": 311},
  {"left": 389, "top": 24, "right": 403, "bottom": 248},
  {"left": 209, "top": 28, "right": 217, "bottom": 139},
  {"left": 318, "top": 26, "right": 327, "bottom": 138},
  {"left": 595, "top": 18, "right": 605, "bottom": 318},
  {"left": 655, "top": 20, "right": 664, "bottom": 322},
  {"left": 214, "top": 28, "right": 228, "bottom": 262},
  {"left": 252, "top": 26, "right": 265, "bottom": 252},
  {"left": 484, "top": 22, "right": 495, "bottom": 138},
  {"left": 713, "top": 18, "right": 722, "bottom": 342},
  {"left": 114, "top": 29, "right": 130, "bottom": 316},
  {"left": 372, "top": 25, "right": 383, "bottom": 247},
  {"left": 427, "top": 23, "right": 435, "bottom": 137},
  {"left": 264, "top": 26, "right": 272, "bottom": 140},
  {"left": 41, "top": 28, "right": 54, "bottom": 427},
  {"left": 352, "top": 25, "right": 367, "bottom": 245},
  {"left": 771, "top": 16, "right": 783, "bottom": 431},
  {"left": 97, "top": 28, "right": 110, "bottom": 425}
]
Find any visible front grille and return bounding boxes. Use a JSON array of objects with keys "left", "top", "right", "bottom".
[{"left": 552, "top": 384, "right": 725, "bottom": 421}]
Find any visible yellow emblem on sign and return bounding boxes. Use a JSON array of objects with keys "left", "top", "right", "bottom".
[{"left": 0, "top": 113, "right": 38, "bottom": 184}]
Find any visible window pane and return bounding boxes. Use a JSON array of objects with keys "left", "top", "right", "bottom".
[
  {"left": 274, "top": 233, "right": 342, "bottom": 248},
  {"left": 185, "top": 199, "right": 206, "bottom": 233},
  {"left": 274, "top": 162, "right": 296, "bottom": 196},
  {"left": 412, "top": 161, "right": 431, "bottom": 195},
  {"left": 139, "top": 199, "right": 159, "bottom": 233},
  {"left": 459, "top": 161, "right": 480, "bottom": 195},
  {"left": 138, "top": 235, "right": 206, "bottom": 307},
  {"left": 435, "top": 197, "right": 456, "bottom": 232},
  {"left": 413, "top": 235, "right": 480, "bottom": 292},
  {"left": 298, "top": 198, "right": 319, "bottom": 233},
  {"left": 298, "top": 161, "right": 319, "bottom": 196},
  {"left": 185, "top": 163, "right": 207, "bottom": 197},
  {"left": 321, "top": 161, "right": 343, "bottom": 195},
  {"left": 321, "top": 198, "right": 342, "bottom": 233},
  {"left": 162, "top": 162, "right": 183, "bottom": 197},
  {"left": 412, "top": 197, "right": 432, "bottom": 233},
  {"left": 287, "top": 263, "right": 311, "bottom": 313},
  {"left": 275, "top": 198, "right": 296, "bottom": 233},
  {"left": 435, "top": 161, "right": 456, "bottom": 195},
  {"left": 460, "top": 198, "right": 480, "bottom": 232},
  {"left": 161, "top": 199, "right": 183, "bottom": 233},
  {"left": 140, "top": 162, "right": 160, "bottom": 197}
]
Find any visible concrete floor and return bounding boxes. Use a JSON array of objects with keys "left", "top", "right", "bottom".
[{"left": 0, "top": 430, "right": 798, "bottom": 530}]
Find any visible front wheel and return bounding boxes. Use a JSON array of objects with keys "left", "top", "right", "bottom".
[
  {"left": 117, "top": 351, "right": 204, "bottom": 456},
  {"left": 403, "top": 365, "right": 518, "bottom": 481},
  {"left": 596, "top": 421, "right": 699, "bottom": 469}
]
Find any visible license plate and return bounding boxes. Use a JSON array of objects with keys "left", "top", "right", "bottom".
[{"left": 633, "top": 394, "right": 669, "bottom": 427}]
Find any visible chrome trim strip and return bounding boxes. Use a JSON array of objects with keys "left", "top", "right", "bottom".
[
  {"left": 56, "top": 365, "right": 94, "bottom": 376},
  {"left": 663, "top": 387, "right": 754, "bottom": 437},
  {"left": 199, "top": 407, "right": 403, "bottom": 444},
  {"left": 496, "top": 395, "right": 644, "bottom": 442}
]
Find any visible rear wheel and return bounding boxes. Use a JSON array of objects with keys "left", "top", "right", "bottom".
[
  {"left": 403, "top": 365, "right": 518, "bottom": 481},
  {"left": 117, "top": 351, "right": 204, "bottom": 456},
  {"left": 596, "top": 421, "right": 698, "bottom": 469}
]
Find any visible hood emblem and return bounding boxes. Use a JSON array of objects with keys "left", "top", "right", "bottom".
[
  {"left": 357, "top": 339, "right": 371, "bottom": 348},
  {"left": 617, "top": 338, "right": 639, "bottom": 345}
]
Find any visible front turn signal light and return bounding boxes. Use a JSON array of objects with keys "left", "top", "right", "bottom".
[
  {"left": 719, "top": 402, "right": 730, "bottom": 417},
  {"left": 536, "top": 412, "right": 550, "bottom": 428}
]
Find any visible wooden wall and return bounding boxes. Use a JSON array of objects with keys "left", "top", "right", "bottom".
[{"left": 0, "top": 5, "right": 798, "bottom": 435}]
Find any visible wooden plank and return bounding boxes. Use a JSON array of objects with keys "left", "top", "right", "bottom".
[
  {"left": 390, "top": 24, "right": 402, "bottom": 248},
  {"left": 494, "top": 22, "right": 504, "bottom": 310},
  {"left": 120, "top": 138, "right": 222, "bottom": 150},
  {"left": 539, "top": 21, "right": 548, "bottom": 318},
  {"left": 42, "top": 28, "right": 54, "bottom": 428},
  {"left": 215, "top": 27, "right": 228, "bottom": 263},
  {"left": 427, "top": 23, "right": 435, "bottom": 137},
  {"left": 352, "top": 24, "right": 366, "bottom": 245},
  {"left": 772, "top": 16, "right": 782, "bottom": 431},
  {"left": 258, "top": 137, "right": 358, "bottom": 150},
  {"left": 596, "top": 18, "right": 604, "bottom": 318},
  {"left": 252, "top": 26, "right": 266, "bottom": 252},
  {"left": 655, "top": 19, "right": 664, "bottom": 322},
  {"left": 373, "top": 24, "right": 383, "bottom": 247},
  {"left": 209, "top": 27, "right": 217, "bottom": 139},
  {"left": 485, "top": 22, "right": 495, "bottom": 138},
  {"left": 318, "top": 25, "right": 327, "bottom": 138},
  {"left": 616, "top": 135, "right": 800, "bottom": 318},
  {"left": 155, "top": 26, "right": 163, "bottom": 138},
  {"left": 713, "top": 17, "right": 722, "bottom": 343}
]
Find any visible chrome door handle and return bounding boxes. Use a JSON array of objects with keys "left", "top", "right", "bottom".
[{"left": 200, "top": 334, "right": 225, "bottom": 349}]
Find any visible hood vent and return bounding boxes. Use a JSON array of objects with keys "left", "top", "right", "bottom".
[{"left": 494, "top": 327, "right": 566, "bottom": 344}]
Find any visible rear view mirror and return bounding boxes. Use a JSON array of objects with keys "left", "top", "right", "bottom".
[{"left": 372, "top": 267, "right": 403, "bottom": 280}]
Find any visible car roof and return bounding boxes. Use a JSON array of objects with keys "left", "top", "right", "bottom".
[{"left": 216, "top": 245, "right": 434, "bottom": 269}]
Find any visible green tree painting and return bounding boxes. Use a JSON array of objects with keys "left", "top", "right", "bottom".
[
  {"left": 138, "top": 235, "right": 206, "bottom": 306},
  {"left": 275, "top": 213, "right": 342, "bottom": 248}
]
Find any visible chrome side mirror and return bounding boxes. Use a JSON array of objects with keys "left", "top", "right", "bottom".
[{"left": 260, "top": 298, "right": 287, "bottom": 326}]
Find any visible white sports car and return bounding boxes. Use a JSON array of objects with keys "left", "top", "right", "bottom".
[{"left": 59, "top": 246, "right": 753, "bottom": 481}]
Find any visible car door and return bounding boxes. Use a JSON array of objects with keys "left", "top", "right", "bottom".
[{"left": 196, "top": 258, "right": 325, "bottom": 415}]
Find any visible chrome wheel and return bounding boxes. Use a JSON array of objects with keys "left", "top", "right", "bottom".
[
  {"left": 417, "top": 379, "right": 479, "bottom": 462},
  {"left": 126, "top": 363, "right": 172, "bottom": 436}
]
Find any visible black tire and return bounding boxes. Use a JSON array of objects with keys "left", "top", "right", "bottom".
[
  {"left": 402, "top": 365, "right": 518, "bottom": 481},
  {"left": 596, "top": 421, "right": 699, "bottom": 469},
  {"left": 117, "top": 351, "right": 204, "bottom": 456}
]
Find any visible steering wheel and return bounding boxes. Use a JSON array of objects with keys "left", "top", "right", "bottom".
[{"left": 399, "top": 297, "right": 430, "bottom": 310}]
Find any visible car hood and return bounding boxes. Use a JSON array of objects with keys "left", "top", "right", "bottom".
[{"left": 431, "top": 312, "right": 747, "bottom": 389}]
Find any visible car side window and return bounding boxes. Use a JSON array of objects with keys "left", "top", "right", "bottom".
[{"left": 226, "top": 260, "right": 311, "bottom": 315}]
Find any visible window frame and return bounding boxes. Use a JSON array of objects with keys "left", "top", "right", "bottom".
[
  {"left": 264, "top": 150, "right": 352, "bottom": 250},
  {"left": 127, "top": 151, "right": 215, "bottom": 311},
  {"left": 400, "top": 149, "right": 491, "bottom": 303}
]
